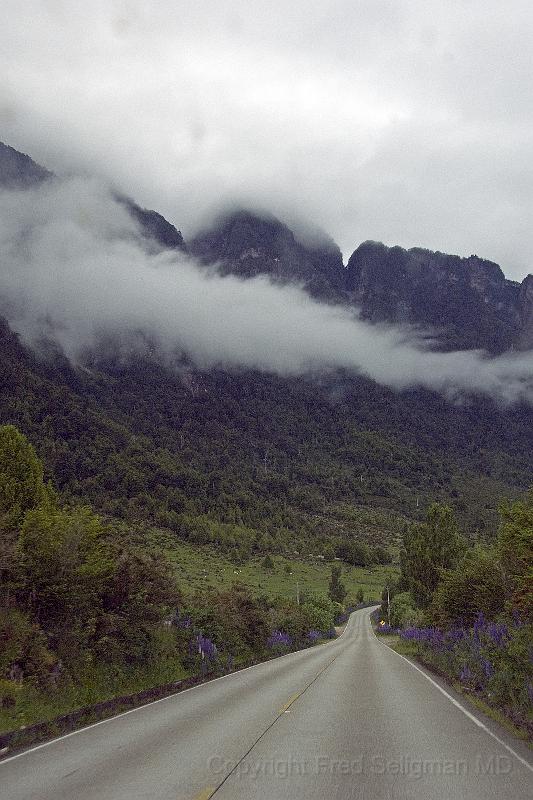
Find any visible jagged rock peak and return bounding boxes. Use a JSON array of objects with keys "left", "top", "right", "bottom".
[
  {"left": 345, "top": 241, "right": 528, "bottom": 353},
  {"left": 189, "top": 209, "right": 345, "bottom": 300},
  {"left": 518, "top": 274, "right": 533, "bottom": 350},
  {"left": 118, "top": 196, "right": 186, "bottom": 252},
  {"left": 0, "top": 141, "right": 53, "bottom": 188}
]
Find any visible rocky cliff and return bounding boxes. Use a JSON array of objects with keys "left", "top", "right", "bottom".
[
  {"left": 345, "top": 242, "right": 529, "bottom": 353},
  {"left": 1, "top": 141, "right": 531, "bottom": 352}
]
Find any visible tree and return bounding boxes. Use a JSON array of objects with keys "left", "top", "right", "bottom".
[
  {"left": 0, "top": 425, "right": 49, "bottom": 533},
  {"left": 328, "top": 564, "right": 347, "bottom": 604},
  {"left": 497, "top": 489, "right": 533, "bottom": 617},
  {"left": 262, "top": 554, "right": 275, "bottom": 571},
  {"left": 336, "top": 540, "right": 370, "bottom": 566},
  {"left": 322, "top": 544, "right": 335, "bottom": 562},
  {"left": 0, "top": 426, "right": 55, "bottom": 608},
  {"left": 0, "top": 607, "right": 55, "bottom": 683},
  {"left": 389, "top": 592, "right": 417, "bottom": 628},
  {"left": 400, "top": 503, "right": 464, "bottom": 607},
  {"left": 302, "top": 593, "right": 337, "bottom": 633},
  {"left": 356, "top": 588, "right": 364, "bottom": 604},
  {"left": 429, "top": 545, "right": 505, "bottom": 626},
  {"left": 18, "top": 505, "right": 109, "bottom": 664},
  {"left": 97, "top": 544, "right": 180, "bottom": 664},
  {"left": 184, "top": 584, "right": 268, "bottom": 662},
  {"left": 369, "top": 545, "right": 391, "bottom": 565}
]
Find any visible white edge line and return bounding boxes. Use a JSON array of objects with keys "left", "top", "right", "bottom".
[
  {"left": 368, "top": 616, "right": 533, "bottom": 774},
  {"left": 0, "top": 605, "right": 362, "bottom": 767}
]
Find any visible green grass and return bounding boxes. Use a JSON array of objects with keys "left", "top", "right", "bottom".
[
  {"left": 0, "top": 657, "right": 188, "bottom": 734},
  {"left": 157, "top": 534, "right": 396, "bottom": 604}
]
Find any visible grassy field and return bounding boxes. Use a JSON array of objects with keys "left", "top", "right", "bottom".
[{"left": 157, "top": 535, "right": 396, "bottom": 604}]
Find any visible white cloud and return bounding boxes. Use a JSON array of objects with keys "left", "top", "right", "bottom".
[{"left": 0, "top": 177, "right": 532, "bottom": 405}]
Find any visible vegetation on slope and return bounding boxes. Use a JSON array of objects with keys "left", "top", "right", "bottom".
[
  {"left": 377, "top": 495, "right": 533, "bottom": 734},
  {"left": 1, "top": 316, "right": 532, "bottom": 565},
  {"left": 0, "top": 425, "right": 381, "bottom": 734}
]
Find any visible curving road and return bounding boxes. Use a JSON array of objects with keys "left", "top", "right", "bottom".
[{"left": 1, "top": 608, "right": 532, "bottom": 800}]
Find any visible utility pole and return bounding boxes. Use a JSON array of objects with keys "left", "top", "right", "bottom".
[{"left": 386, "top": 586, "right": 391, "bottom": 626}]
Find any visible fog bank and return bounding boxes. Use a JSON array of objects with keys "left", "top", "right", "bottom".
[{"left": 1, "top": 178, "right": 532, "bottom": 405}]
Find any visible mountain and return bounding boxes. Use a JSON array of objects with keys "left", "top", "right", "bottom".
[
  {"left": 518, "top": 275, "right": 533, "bottom": 350},
  {"left": 2, "top": 141, "right": 531, "bottom": 353},
  {"left": 0, "top": 141, "right": 52, "bottom": 187},
  {"left": 345, "top": 241, "right": 531, "bottom": 353},
  {"left": 189, "top": 209, "right": 345, "bottom": 300},
  {"left": 191, "top": 212, "right": 532, "bottom": 353},
  {"left": 0, "top": 142, "right": 186, "bottom": 253},
  {"left": 0, "top": 142, "right": 532, "bottom": 556}
]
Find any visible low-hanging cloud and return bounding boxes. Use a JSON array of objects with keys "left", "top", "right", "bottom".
[{"left": 0, "top": 177, "right": 532, "bottom": 405}]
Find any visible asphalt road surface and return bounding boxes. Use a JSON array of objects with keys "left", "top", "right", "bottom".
[{"left": 1, "top": 608, "right": 532, "bottom": 800}]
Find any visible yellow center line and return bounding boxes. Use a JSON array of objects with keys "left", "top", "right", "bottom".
[
  {"left": 279, "top": 692, "right": 301, "bottom": 713},
  {"left": 279, "top": 656, "right": 337, "bottom": 714},
  {"left": 192, "top": 655, "right": 340, "bottom": 797},
  {"left": 192, "top": 787, "right": 216, "bottom": 800}
]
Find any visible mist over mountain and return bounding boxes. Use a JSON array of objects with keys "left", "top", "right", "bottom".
[
  {"left": 346, "top": 241, "right": 533, "bottom": 353},
  {"left": 0, "top": 141, "right": 52, "bottom": 188},
  {"left": 191, "top": 206, "right": 533, "bottom": 355},
  {"left": 0, "top": 141, "right": 532, "bottom": 546},
  {"left": 1, "top": 142, "right": 532, "bottom": 399}
]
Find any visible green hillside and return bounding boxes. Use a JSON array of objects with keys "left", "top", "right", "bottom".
[{"left": 1, "top": 316, "right": 531, "bottom": 563}]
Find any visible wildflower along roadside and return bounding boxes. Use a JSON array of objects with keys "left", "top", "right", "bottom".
[{"left": 398, "top": 612, "right": 533, "bottom": 733}]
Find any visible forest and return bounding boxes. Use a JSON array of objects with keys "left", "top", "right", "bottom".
[{"left": 2, "top": 313, "right": 532, "bottom": 565}]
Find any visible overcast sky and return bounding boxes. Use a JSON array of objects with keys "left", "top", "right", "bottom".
[{"left": 1, "top": 1, "right": 533, "bottom": 280}]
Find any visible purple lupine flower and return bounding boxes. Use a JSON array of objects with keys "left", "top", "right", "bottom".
[
  {"left": 447, "top": 627, "right": 466, "bottom": 644},
  {"left": 485, "top": 622, "right": 509, "bottom": 647},
  {"left": 267, "top": 630, "right": 293, "bottom": 649},
  {"left": 400, "top": 627, "right": 444, "bottom": 647},
  {"left": 307, "top": 630, "right": 322, "bottom": 642},
  {"left": 526, "top": 682, "right": 533, "bottom": 706},
  {"left": 192, "top": 633, "right": 218, "bottom": 662},
  {"left": 459, "top": 664, "right": 473, "bottom": 683},
  {"left": 481, "top": 658, "right": 495, "bottom": 678},
  {"left": 473, "top": 611, "right": 486, "bottom": 636}
]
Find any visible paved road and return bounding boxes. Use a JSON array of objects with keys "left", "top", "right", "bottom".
[{"left": 1, "top": 608, "right": 532, "bottom": 800}]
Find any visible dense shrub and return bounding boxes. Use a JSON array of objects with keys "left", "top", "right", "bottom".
[
  {"left": 389, "top": 592, "right": 417, "bottom": 628},
  {"left": 400, "top": 613, "right": 533, "bottom": 729}
]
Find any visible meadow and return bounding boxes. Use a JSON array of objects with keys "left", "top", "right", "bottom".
[{"left": 160, "top": 535, "right": 395, "bottom": 604}]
